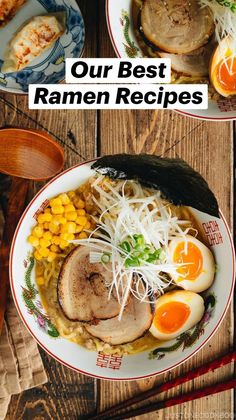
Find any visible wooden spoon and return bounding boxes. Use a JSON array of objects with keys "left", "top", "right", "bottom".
[{"left": 0, "top": 128, "right": 64, "bottom": 334}]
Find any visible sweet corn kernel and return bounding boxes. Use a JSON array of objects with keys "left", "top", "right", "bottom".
[
  {"left": 51, "top": 205, "right": 64, "bottom": 215},
  {"left": 76, "top": 216, "right": 87, "bottom": 226},
  {"left": 44, "top": 208, "right": 51, "bottom": 213},
  {"left": 78, "top": 232, "right": 88, "bottom": 239},
  {"left": 60, "top": 233, "right": 74, "bottom": 241},
  {"left": 65, "top": 211, "right": 77, "bottom": 221},
  {"left": 39, "top": 238, "right": 51, "bottom": 248},
  {"left": 84, "top": 221, "right": 91, "bottom": 230},
  {"left": 51, "top": 216, "right": 60, "bottom": 226},
  {"left": 47, "top": 252, "right": 57, "bottom": 262},
  {"left": 34, "top": 251, "right": 43, "bottom": 261},
  {"left": 49, "top": 223, "right": 60, "bottom": 234},
  {"left": 36, "top": 276, "right": 45, "bottom": 286},
  {"left": 60, "top": 225, "right": 67, "bottom": 233},
  {"left": 59, "top": 239, "right": 69, "bottom": 249},
  {"left": 50, "top": 244, "right": 60, "bottom": 253},
  {"left": 52, "top": 235, "right": 60, "bottom": 245},
  {"left": 68, "top": 191, "right": 76, "bottom": 199},
  {"left": 57, "top": 216, "right": 67, "bottom": 225},
  {"left": 58, "top": 193, "right": 70, "bottom": 205},
  {"left": 50, "top": 198, "right": 62, "bottom": 207},
  {"left": 37, "top": 213, "right": 52, "bottom": 223},
  {"left": 75, "top": 225, "right": 83, "bottom": 233},
  {"left": 28, "top": 235, "right": 39, "bottom": 247},
  {"left": 44, "top": 222, "right": 50, "bottom": 230},
  {"left": 64, "top": 204, "right": 75, "bottom": 213},
  {"left": 74, "top": 198, "right": 85, "bottom": 209},
  {"left": 32, "top": 226, "right": 43, "bottom": 238},
  {"left": 77, "top": 209, "right": 86, "bottom": 216},
  {"left": 39, "top": 247, "right": 50, "bottom": 257},
  {"left": 65, "top": 222, "right": 76, "bottom": 233},
  {"left": 37, "top": 214, "right": 45, "bottom": 224},
  {"left": 51, "top": 215, "right": 66, "bottom": 226},
  {"left": 43, "top": 231, "right": 53, "bottom": 241}
]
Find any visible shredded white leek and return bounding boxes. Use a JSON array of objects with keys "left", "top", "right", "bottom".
[
  {"left": 200, "top": 0, "right": 236, "bottom": 43},
  {"left": 71, "top": 177, "right": 194, "bottom": 319}
]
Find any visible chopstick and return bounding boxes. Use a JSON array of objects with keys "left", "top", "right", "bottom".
[
  {"left": 109, "top": 379, "right": 236, "bottom": 420},
  {"left": 91, "top": 351, "right": 236, "bottom": 420}
]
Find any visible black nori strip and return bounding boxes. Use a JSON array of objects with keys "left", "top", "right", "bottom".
[{"left": 91, "top": 154, "right": 219, "bottom": 218}]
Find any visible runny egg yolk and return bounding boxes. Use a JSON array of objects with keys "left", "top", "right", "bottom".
[
  {"left": 154, "top": 301, "right": 190, "bottom": 334},
  {"left": 173, "top": 241, "right": 203, "bottom": 281},
  {"left": 217, "top": 56, "right": 236, "bottom": 92}
]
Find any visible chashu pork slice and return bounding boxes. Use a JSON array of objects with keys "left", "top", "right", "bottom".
[
  {"left": 58, "top": 246, "right": 120, "bottom": 322},
  {"left": 85, "top": 295, "right": 153, "bottom": 345},
  {"left": 141, "top": 0, "right": 214, "bottom": 54},
  {"left": 158, "top": 40, "right": 216, "bottom": 77}
]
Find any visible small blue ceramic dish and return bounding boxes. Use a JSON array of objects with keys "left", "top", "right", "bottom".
[{"left": 0, "top": 0, "right": 85, "bottom": 94}]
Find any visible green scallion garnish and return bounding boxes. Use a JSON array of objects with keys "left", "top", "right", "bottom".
[
  {"left": 215, "top": 0, "right": 236, "bottom": 12},
  {"left": 119, "top": 234, "right": 162, "bottom": 268},
  {"left": 101, "top": 253, "right": 111, "bottom": 263}
]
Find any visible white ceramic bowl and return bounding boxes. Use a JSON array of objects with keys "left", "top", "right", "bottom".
[
  {"left": 106, "top": 0, "right": 236, "bottom": 121},
  {"left": 10, "top": 160, "right": 235, "bottom": 380}
]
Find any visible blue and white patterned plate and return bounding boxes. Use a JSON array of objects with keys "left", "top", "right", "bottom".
[{"left": 0, "top": 0, "right": 85, "bottom": 94}]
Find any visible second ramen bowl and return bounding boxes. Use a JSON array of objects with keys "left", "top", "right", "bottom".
[{"left": 106, "top": 0, "right": 236, "bottom": 121}]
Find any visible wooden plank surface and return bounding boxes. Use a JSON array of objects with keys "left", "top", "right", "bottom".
[{"left": 0, "top": 0, "right": 234, "bottom": 418}]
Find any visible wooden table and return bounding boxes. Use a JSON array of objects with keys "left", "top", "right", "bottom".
[{"left": 0, "top": 1, "right": 235, "bottom": 418}]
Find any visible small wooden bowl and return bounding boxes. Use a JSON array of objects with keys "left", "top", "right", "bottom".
[{"left": 0, "top": 128, "right": 64, "bottom": 180}]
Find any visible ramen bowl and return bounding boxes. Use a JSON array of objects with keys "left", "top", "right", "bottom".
[
  {"left": 10, "top": 160, "right": 235, "bottom": 380},
  {"left": 106, "top": 0, "right": 236, "bottom": 121}
]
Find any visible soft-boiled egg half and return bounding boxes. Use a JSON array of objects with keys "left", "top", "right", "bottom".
[
  {"left": 168, "top": 235, "right": 215, "bottom": 293},
  {"left": 149, "top": 290, "right": 205, "bottom": 341},
  {"left": 210, "top": 37, "right": 236, "bottom": 97}
]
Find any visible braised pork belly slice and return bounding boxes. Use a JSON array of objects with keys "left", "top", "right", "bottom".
[
  {"left": 158, "top": 38, "right": 217, "bottom": 77},
  {"left": 141, "top": 0, "right": 214, "bottom": 54},
  {"left": 58, "top": 246, "right": 120, "bottom": 322},
  {"left": 85, "top": 295, "right": 153, "bottom": 345}
]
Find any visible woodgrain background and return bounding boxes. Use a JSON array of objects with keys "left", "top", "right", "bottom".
[{"left": 0, "top": 1, "right": 235, "bottom": 419}]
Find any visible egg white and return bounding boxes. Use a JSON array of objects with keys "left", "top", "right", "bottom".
[
  {"left": 168, "top": 235, "right": 215, "bottom": 293},
  {"left": 149, "top": 290, "right": 205, "bottom": 341}
]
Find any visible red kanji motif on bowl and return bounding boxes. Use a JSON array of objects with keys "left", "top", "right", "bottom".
[
  {"left": 96, "top": 352, "right": 123, "bottom": 370},
  {"left": 202, "top": 221, "right": 223, "bottom": 246}
]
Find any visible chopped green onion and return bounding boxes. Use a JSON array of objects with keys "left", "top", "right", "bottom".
[
  {"left": 215, "top": 0, "right": 236, "bottom": 12},
  {"left": 119, "top": 234, "right": 162, "bottom": 267},
  {"left": 144, "top": 245, "right": 152, "bottom": 252},
  {"left": 125, "top": 257, "right": 140, "bottom": 268},
  {"left": 119, "top": 241, "right": 131, "bottom": 253},
  {"left": 154, "top": 249, "right": 162, "bottom": 258},
  {"left": 101, "top": 253, "right": 111, "bottom": 263}
]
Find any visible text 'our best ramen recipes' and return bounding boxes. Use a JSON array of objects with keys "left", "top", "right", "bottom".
[
  {"left": 27, "top": 155, "right": 218, "bottom": 355},
  {"left": 29, "top": 58, "right": 208, "bottom": 109}
]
